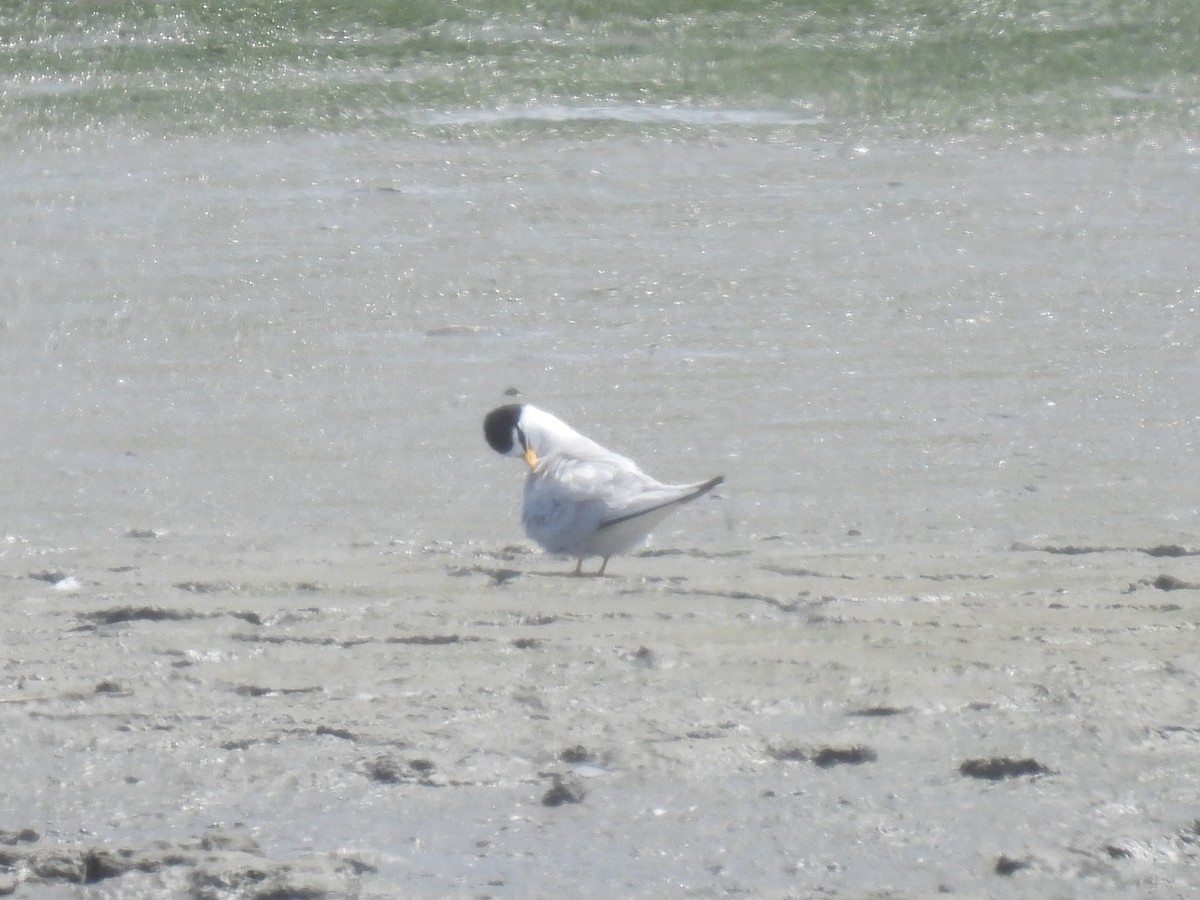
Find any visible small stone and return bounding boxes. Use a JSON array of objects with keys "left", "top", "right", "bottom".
[{"left": 994, "top": 854, "right": 1030, "bottom": 875}]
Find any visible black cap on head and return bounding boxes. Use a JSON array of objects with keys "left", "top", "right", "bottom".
[{"left": 483, "top": 404, "right": 524, "bottom": 455}]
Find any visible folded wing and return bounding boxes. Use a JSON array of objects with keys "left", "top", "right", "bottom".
[{"left": 522, "top": 452, "right": 721, "bottom": 557}]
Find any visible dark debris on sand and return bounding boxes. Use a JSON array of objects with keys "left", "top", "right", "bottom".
[
  {"left": 0, "top": 830, "right": 373, "bottom": 897},
  {"left": 78, "top": 606, "right": 200, "bottom": 626},
  {"left": 76, "top": 606, "right": 264, "bottom": 628},
  {"left": 364, "top": 754, "right": 439, "bottom": 786},
  {"left": 1014, "top": 542, "right": 1200, "bottom": 557},
  {"left": 960, "top": 757, "right": 1051, "bottom": 780},
  {"left": 768, "top": 744, "right": 878, "bottom": 767},
  {"left": 559, "top": 745, "right": 595, "bottom": 764},
  {"left": 847, "top": 705, "right": 911, "bottom": 718},
  {"left": 813, "top": 745, "right": 878, "bottom": 768},
  {"left": 1150, "top": 574, "right": 1200, "bottom": 591},
  {"left": 541, "top": 776, "right": 586, "bottom": 807}
]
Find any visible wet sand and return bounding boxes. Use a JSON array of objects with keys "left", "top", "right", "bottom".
[
  {"left": 4, "top": 537, "right": 1199, "bottom": 897},
  {"left": 3, "top": 130, "right": 1199, "bottom": 897}
]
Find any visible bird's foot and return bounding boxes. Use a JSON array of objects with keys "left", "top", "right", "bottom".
[{"left": 569, "top": 558, "right": 610, "bottom": 577}]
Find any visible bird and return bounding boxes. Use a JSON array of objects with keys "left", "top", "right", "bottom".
[{"left": 483, "top": 404, "right": 724, "bottom": 575}]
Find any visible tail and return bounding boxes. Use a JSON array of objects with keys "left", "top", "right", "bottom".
[{"left": 684, "top": 475, "right": 724, "bottom": 502}]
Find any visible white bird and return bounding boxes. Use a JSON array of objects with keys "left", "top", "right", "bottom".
[{"left": 483, "top": 404, "right": 724, "bottom": 575}]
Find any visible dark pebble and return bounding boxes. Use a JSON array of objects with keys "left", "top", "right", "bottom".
[{"left": 994, "top": 854, "right": 1030, "bottom": 875}]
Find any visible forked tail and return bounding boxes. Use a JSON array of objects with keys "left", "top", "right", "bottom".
[{"left": 686, "top": 475, "right": 725, "bottom": 502}]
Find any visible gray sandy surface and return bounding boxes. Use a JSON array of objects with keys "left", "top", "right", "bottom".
[{"left": 3, "top": 132, "right": 1200, "bottom": 897}]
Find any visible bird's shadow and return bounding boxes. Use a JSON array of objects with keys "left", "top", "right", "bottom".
[
  {"left": 448, "top": 565, "right": 614, "bottom": 586},
  {"left": 519, "top": 568, "right": 612, "bottom": 580}
]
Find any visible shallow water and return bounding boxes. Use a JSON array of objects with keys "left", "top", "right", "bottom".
[{"left": 3, "top": 0, "right": 1199, "bottom": 137}]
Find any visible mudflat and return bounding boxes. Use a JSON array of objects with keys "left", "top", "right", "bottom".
[{"left": 3, "top": 132, "right": 1199, "bottom": 897}]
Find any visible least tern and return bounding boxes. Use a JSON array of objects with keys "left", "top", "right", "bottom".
[{"left": 483, "top": 404, "right": 724, "bottom": 575}]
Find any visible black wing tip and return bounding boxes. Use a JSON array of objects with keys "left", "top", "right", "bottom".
[{"left": 483, "top": 404, "right": 525, "bottom": 454}]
